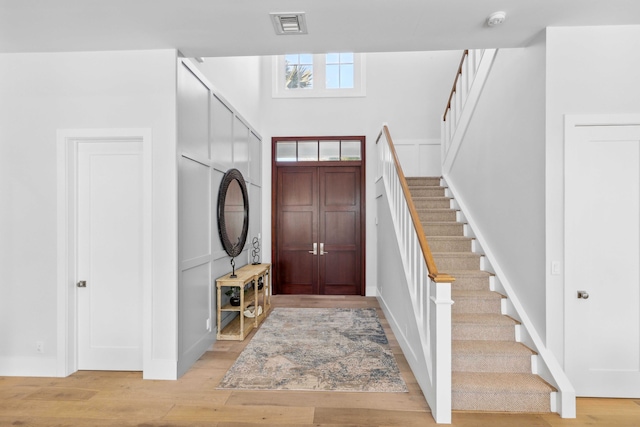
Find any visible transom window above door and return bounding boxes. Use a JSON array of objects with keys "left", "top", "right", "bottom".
[
  {"left": 272, "top": 53, "right": 366, "bottom": 98},
  {"left": 275, "top": 139, "right": 362, "bottom": 162}
]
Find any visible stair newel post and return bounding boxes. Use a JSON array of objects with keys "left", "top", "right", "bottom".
[{"left": 431, "top": 275, "right": 454, "bottom": 424}]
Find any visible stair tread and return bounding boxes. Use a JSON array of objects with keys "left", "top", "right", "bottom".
[
  {"left": 427, "top": 236, "right": 472, "bottom": 240},
  {"left": 453, "top": 313, "right": 518, "bottom": 325},
  {"left": 453, "top": 372, "right": 556, "bottom": 393},
  {"left": 406, "top": 177, "right": 441, "bottom": 181},
  {"left": 423, "top": 220, "right": 464, "bottom": 224},
  {"left": 412, "top": 196, "right": 452, "bottom": 200},
  {"left": 433, "top": 252, "right": 480, "bottom": 257},
  {"left": 443, "top": 270, "right": 493, "bottom": 277},
  {"left": 453, "top": 340, "right": 535, "bottom": 356},
  {"left": 452, "top": 290, "right": 504, "bottom": 299}
]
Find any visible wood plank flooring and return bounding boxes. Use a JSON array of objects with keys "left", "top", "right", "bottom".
[{"left": 1, "top": 295, "right": 639, "bottom": 426}]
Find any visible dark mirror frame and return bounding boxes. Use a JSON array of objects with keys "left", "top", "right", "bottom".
[{"left": 217, "top": 168, "right": 249, "bottom": 258}]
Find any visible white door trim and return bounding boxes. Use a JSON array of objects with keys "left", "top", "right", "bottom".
[{"left": 56, "top": 128, "right": 152, "bottom": 377}]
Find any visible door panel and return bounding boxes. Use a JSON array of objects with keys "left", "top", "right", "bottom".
[
  {"left": 77, "top": 141, "right": 143, "bottom": 371},
  {"left": 319, "top": 167, "right": 361, "bottom": 295},
  {"left": 325, "top": 212, "right": 357, "bottom": 245},
  {"left": 277, "top": 167, "right": 318, "bottom": 294},
  {"left": 565, "top": 124, "right": 640, "bottom": 397},
  {"left": 282, "top": 170, "right": 315, "bottom": 206}
]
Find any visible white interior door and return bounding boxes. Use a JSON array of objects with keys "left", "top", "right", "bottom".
[
  {"left": 77, "top": 140, "right": 143, "bottom": 370},
  {"left": 565, "top": 123, "right": 640, "bottom": 397}
]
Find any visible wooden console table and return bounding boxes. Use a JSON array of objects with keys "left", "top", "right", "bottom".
[{"left": 216, "top": 263, "right": 271, "bottom": 341}]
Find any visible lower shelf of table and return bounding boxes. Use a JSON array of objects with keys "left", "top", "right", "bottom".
[{"left": 216, "top": 305, "right": 270, "bottom": 341}]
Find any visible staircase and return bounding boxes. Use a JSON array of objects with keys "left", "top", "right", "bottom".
[{"left": 407, "top": 176, "right": 556, "bottom": 413}]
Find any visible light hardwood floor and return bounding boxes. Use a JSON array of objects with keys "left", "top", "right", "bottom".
[{"left": 1, "top": 295, "right": 639, "bottom": 426}]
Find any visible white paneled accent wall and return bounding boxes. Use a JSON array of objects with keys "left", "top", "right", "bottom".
[
  {"left": 393, "top": 139, "right": 442, "bottom": 177},
  {"left": 177, "top": 60, "right": 262, "bottom": 377}
]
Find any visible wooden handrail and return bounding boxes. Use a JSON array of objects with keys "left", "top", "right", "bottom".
[
  {"left": 442, "top": 49, "right": 469, "bottom": 122},
  {"left": 380, "top": 125, "right": 454, "bottom": 283}
]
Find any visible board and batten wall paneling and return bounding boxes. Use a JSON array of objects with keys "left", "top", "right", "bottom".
[
  {"left": 211, "top": 95, "right": 234, "bottom": 169},
  {"left": 177, "top": 62, "right": 213, "bottom": 377},
  {"left": 177, "top": 59, "right": 263, "bottom": 377},
  {"left": 234, "top": 116, "right": 250, "bottom": 178},
  {"left": 249, "top": 131, "right": 262, "bottom": 186}
]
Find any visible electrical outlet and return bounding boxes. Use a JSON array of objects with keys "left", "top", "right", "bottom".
[
  {"left": 551, "top": 261, "right": 561, "bottom": 275},
  {"left": 36, "top": 341, "right": 44, "bottom": 354},
  {"left": 206, "top": 318, "right": 211, "bottom": 331}
]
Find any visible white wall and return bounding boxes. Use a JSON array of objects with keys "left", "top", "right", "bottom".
[
  {"left": 545, "top": 25, "right": 640, "bottom": 362},
  {"left": 447, "top": 37, "right": 548, "bottom": 339},
  {"left": 259, "top": 50, "right": 461, "bottom": 294},
  {"left": 0, "top": 50, "right": 178, "bottom": 377}
]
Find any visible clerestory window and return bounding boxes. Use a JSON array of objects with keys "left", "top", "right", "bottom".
[
  {"left": 273, "top": 53, "right": 366, "bottom": 98},
  {"left": 275, "top": 139, "right": 362, "bottom": 162}
]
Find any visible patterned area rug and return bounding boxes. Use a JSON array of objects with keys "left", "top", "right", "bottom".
[{"left": 218, "top": 307, "right": 408, "bottom": 392}]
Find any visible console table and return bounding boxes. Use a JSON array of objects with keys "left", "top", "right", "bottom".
[{"left": 216, "top": 263, "right": 271, "bottom": 341}]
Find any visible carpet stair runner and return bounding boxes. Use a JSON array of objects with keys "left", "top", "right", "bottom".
[{"left": 407, "top": 176, "right": 556, "bottom": 413}]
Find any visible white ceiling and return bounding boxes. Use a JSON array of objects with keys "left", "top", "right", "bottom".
[{"left": 1, "top": 0, "right": 640, "bottom": 57}]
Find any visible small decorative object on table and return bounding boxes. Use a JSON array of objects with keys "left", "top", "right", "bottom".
[
  {"left": 225, "top": 288, "right": 240, "bottom": 306},
  {"left": 251, "top": 236, "right": 261, "bottom": 265},
  {"left": 230, "top": 257, "right": 237, "bottom": 278}
]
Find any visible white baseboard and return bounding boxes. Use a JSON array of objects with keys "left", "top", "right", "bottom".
[
  {"left": 143, "top": 358, "right": 178, "bottom": 380},
  {"left": 0, "top": 356, "right": 58, "bottom": 377},
  {"left": 0, "top": 355, "right": 178, "bottom": 381}
]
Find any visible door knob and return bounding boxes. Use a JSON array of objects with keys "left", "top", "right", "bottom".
[
  {"left": 77, "top": 280, "right": 87, "bottom": 288},
  {"left": 577, "top": 290, "right": 589, "bottom": 299}
]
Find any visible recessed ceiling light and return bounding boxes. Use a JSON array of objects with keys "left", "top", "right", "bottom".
[
  {"left": 487, "top": 11, "right": 507, "bottom": 27},
  {"left": 270, "top": 13, "right": 308, "bottom": 35}
]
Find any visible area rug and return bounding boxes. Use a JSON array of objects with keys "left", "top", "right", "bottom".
[{"left": 217, "top": 307, "right": 408, "bottom": 392}]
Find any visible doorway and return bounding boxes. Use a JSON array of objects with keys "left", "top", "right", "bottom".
[
  {"left": 57, "top": 129, "right": 152, "bottom": 376},
  {"left": 272, "top": 136, "right": 365, "bottom": 295},
  {"left": 565, "top": 116, "right": 640, "bottom": 397}
]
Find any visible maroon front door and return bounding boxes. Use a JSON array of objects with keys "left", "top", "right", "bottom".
[{"left": 275, "top": 165, "right": 363, "bottom": 295}]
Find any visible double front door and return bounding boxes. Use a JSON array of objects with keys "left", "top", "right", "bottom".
[{"left": 275, "top": 165, "right": 364, "bottom": 295}]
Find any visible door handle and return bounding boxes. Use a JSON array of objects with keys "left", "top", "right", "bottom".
[
  {"left": 577, "top": 290, "right": 589, "bottom": 299},
  {"left": 320, "top": 243, "right": 328, "bottom": 255},
  {"left": 308, "top": 243, "right": 317, "bottom": 255},
  {"left": 77, "top": 280, "right": 87, "bottom": 288}
]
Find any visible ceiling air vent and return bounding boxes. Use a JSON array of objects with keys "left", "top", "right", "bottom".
[{"left": 270, "top": 13, "right": 308, "bottom": 35}]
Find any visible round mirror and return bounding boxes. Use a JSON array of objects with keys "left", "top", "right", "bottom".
[{"left": 217, "top": 168, "right": 249, "bottom": 258}]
